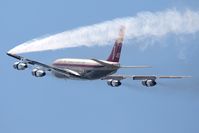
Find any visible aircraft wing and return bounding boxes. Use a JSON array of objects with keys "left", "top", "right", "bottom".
[
  {"left": 102, "top": 74, "right": 191, "bottom": 87},
  {"left": 102, "top": 75, "right": 191, "bottom": 80},
  {"left": 7, "top": 53, "right": 81, "bottom": 77}
]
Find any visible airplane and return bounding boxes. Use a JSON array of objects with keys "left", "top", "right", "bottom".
[{"left": 7, "top": 27, "right": 190, "bottom": 87}]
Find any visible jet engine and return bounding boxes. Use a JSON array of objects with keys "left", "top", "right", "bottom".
[
  {"left": 141, "top": 79, "right": 157, "bottom": 87},
  {"left": 13, "top": 62, "right": 28, "bottom": 70},
  {"left": 107, "top": 79, "right": 122, "bottom": 87},
  {"left": 32, "top": 68, "right": 46, "bottom": 77}
]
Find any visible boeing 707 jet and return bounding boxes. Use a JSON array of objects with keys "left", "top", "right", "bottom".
[{"left": 7, "top": 27, "right": 190, "bottom": 87}]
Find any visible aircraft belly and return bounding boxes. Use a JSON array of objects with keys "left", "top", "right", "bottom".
[
  {"left": 83, "top": 69, "right": 117, "bottom": 79},
  {"left": 52, "top": 66, "right": 117, "bottom": 80}
]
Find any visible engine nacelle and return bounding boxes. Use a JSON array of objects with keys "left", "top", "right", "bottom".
[
  {"left": 13, "top": 62, "right": 28, "bottom": 70},
  {"left": 107, "top": 79, "right": 122, "bottom": 87},
  {"left": 142, "top": 79, "right": 157, "bottom": 87},
  {"left": 32, "top": 68, "right": 46, "bottom": 77}
]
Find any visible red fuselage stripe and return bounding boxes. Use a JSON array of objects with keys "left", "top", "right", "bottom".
[{"left": 53, "top": 63, "right": 103, "bottom": 68}]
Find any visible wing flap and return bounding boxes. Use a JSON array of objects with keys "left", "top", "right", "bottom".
[
  {"left": 102, "top": 75, "right": 127, "bottom": 80},
  {"left": 132, "top": 75, "right": 157, "bottom": 80}
]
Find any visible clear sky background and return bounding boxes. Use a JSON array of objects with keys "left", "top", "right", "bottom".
[{"left": 0, "top": 0, "right": 199, "bottom": 133}]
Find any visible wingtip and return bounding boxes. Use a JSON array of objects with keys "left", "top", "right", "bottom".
[
  {"left": 6, "top": 52, "right": 12, "bottom": 56},
  {"left": 6, "top": 52, "right": 22, "bottom": 60},
  {"left": 6, "top": 52, "right": 16, "bottom": 57},
  {"left": 7, "top": 51, "right": 19, "bottom": 56},
  {"left": 182, "top": 76, "right": 192, "bottom": 78}
]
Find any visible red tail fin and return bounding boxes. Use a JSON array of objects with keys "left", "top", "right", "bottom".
[{"left": 107, "top": 26, "right": 125, "bottom": 62}]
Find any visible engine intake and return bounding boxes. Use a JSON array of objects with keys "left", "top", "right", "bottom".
[
  {"left": 142, "top": 79, "right": 157, "bottom": 87},
  {"left": 13, "top": 62, "right": 28, "bottom": 70},
  {"left": 32, "top": 68, "right": 46, "bottom": 77},
  {"left": 107, "top": 79, "right": 122, "bottom": 87}
]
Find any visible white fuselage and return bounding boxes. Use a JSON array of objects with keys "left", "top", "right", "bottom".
[{"left": 52, "top": 58, "right": 119, "bottom": 80}]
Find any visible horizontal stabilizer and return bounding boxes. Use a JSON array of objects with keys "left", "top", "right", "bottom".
[
  {"left": 120, "top": 66, "right": 152, "bottom": 68},
  {"left": 91, "top": 59, "right": 119, "bottom": 68}
]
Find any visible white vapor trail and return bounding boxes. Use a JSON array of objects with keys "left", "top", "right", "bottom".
[{"left": 8, "top": 9, "right": 199, "bottom": 54}]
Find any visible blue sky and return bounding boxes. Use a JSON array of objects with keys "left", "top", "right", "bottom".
[{"left": 1, "top": 0, "right": 199, "bottom": 133}]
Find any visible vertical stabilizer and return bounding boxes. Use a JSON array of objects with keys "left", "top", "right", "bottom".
[{"left": 107, "top": 26, "right": 125, "bottom": 62}]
